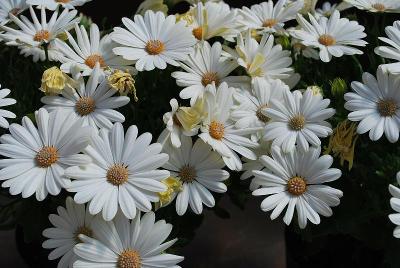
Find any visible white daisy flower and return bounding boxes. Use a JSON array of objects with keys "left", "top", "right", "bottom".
[
  {"left": 345, "top": 0, "right": 400, "bottom": 12},
  {"left": 41, "top": 65, "right": 130, "bottom": 130},
  {"left": 65, "top": 122, "right": 170, "bottom": 221},
  {"left": 291, "top": 36, "right": 320, "bottom": 60},
  {"left": 315, "top": 2, "right": 341, "bottom": 18},
  {"left": 157, "top": 99, "right": 199, "bottom": 148},
  {"left": 290, "top": 11, "right": 367, "bottom": 63},
  {"left": 0, "top": 85, "right": 16, "bottom": 129},
  {"left": 162, "top": 135, "right": 229, "bottom": 215},
  {"left": 238, "top": 0, "right": 304, "bottom": 33},
  {"left": 27, "top": 0, "right": 92, "bottom": 11},
  {"left": 231, "top": 78, "right": 288, "bottom": 142},
  {"left": 0, "top": 0, "right": 27, "bottom": 25},
  {"left": 111, "top": 10, "right": 196, "bottom": 71},
  {"left": 252, "top": 146, "right": 343, "bottom": 229},
  {"left": 199, "top": 82, "right": 259, "bottom": 171},
  {"left": 0, "top": 6, "right": 79, "bottom": 62},
  {"left": 54, "top": 23, "right": 134, "bottom": 77},
  {"left": 375, "top": 21, "right": 400, "bottom": 74},
  {"left": 42, "top": 196, "right": 99, "bottom": 268},
  {"left": 389, "top": 172, "right": 400, "bottom": 238},
  {"left": 0, "top": 108, "right": 92, "bottom": 201},
  {"left": 344, "top": 68, "right": 400, "bottom": 143},
  {"left": 172, "top": 41, "right": 247, "bottom": 105},
  {"left": 183, "top": 1, "right": 241, "bottom": 42},
  {"left": 74, "top": 211, "right": 183, "bottom": 268},
  {"left": 264, "top": 88, "right": 335, "bottom": 153},
  {"left": 225, "top": 31, "right": 298, "bottom": 87}
]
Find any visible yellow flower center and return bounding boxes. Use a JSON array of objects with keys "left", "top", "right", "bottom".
[
  {"left": 33, "top": 30, "right": 51, "bottom": 42},
  {"left": 117, "top": 249, "right": 141, "bottom": 268},
  {"left": 145, "top": 40, "right": 165, "bottom": 55},
  {"left": 288, "top": 115, "right": 306, "bottom": 131},
  {"left": 107, "top": 164, "right": 129, "bottom": 186},
  {"left": 179, "top": 165, "right": 196, "bottom": 183},
  {"left": 377, "top": 99, "right": 397, "bottom": 117},
  {"left": 192, "top": 27, "right": 203, "bottom": 40},
  {"left": 372, "top": 3, "right": 386, "bottom": 11},
  {"left": 201, "top": 72, "right": 220, "bottom": 87},
  {"left": 36, "top": 146, "right": 58, "bottom": 168},
  {"left": 318, "top": 34, "right": 336, "bottom": 46},
  {"left": 209, "top": 121, "right": 225, "bottom": 140},
  {"left": 85, "top": 54, "right": 106, "bottom": 69},
  {"left": 287, "top": 176, "right": 307, "bottom": 196},
  {"left": 75, "top": 97, "right": 96, "bottom": 116},
  {"left": 256, "top": 105, "right": 269, "bottom": 123},
  {"left": 9, "top": 8, "right": 20, "bottom": 16},
  {"left": 262, "top": 19, "right": 278, "bottom": 28},
  {"left": 74, "top": 226, "right": 93, "bottom": 243}
]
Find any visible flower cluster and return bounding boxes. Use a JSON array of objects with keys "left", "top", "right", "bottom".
[{"left": 1, "top": 0, "right": 400, "bottom": 267}]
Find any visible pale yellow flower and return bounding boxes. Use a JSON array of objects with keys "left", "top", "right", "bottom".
[
  {"left": 176, "top": 98, "right": 207, "bottom": 132},
  {"left": 136, "top": 0, "right": 168, "bottom": 15},
  {"left": 40, "top": 67, "right": 74, "bottom": 95},
  {"left": 108, "top": 70, "right": 138, "bottom": 101},
  {"left": 325, "top": 120, "right": 358, "bottom": 170},
  {"left": 158, "top": 177, "right": 183, "bottom": 207}
]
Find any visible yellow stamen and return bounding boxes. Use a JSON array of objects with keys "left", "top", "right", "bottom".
[
  {"left": 263, "top": 19, "right": 278, "bottom": 28},
  {"left": 85, "top": 54, "right": 106, "bottom": 69},
  {"left": 74, "top": 226, "right": 93, "bottom": 243},
  {"left": 107, "top": 164, "right": 129, "bottom": 186},
  {"left": 288, "top": 115, "right": 305, "bottom": 131},
  {"left": 318, "top": 34, "right": 336, "bottom": 46},
  {"left": 75, "top": 97, "right": 96, "bottom": 116},
  {"left": 256, "top": 105, "right": 269, "bottom": 123},
  {"left": 179, "top": 165, "right": 196, "bottom": 183},
  {"left": 117, "top": 249, "right": 141, "bottom": 268},
  {"left": 193, "top": 27, "right": 203, "bottom": 40},
  {"left": 36, "top": 146, "right": 58, "bottom": 168},
  {"left": 33, "top": 30, "right": 50, "bottom": 42},
  {"left": 145, "top": 40, "right": 165, "bottom": 55},
  {"left": 201, "top": 72, "right": 220, "bottom": 87},
  {"left": 209, "top": 121, "right": 224, "bottom": 140},
  {"left": 377, "top": 99, "right": 397, "bottom": 117},
  {"left": 372, "top": 3, "right": 386, "bottom": 12},
  {"left": 287, "top": 176, "right": 307, "bottom": 196}
]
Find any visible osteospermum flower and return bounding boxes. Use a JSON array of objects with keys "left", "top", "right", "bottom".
[
  {"left": 0, "top": 84, "right": 16, "bottom": 128},
  {"left": 0, "top": 108, "right": 92, "bottom": 201},
  {"left": 42, "top": 197, "right": 98, "bottom": 268},
  {"left": 0, "top": 6, "right": 79, "bottom": 62},
  {"left": 74, "top": 212, "right": 183, "bottom": 268},
  {"left": 290, "top": 11, "right": 367, "bottom": 63},
  {"left": 314, "top": 1, "right": 351, "bottom": 18},
  {"left": 238, "top": 0, "right": 304, "bottom": 33},
  {"left": 225, "top": 31, "right": 298, "bottom": 86},
  {"left": 345, "top": 0, "right": 400, "bottom": 12},
  {"left": 389, "top": 172, "right": 400, "bottom": 238},
  {"left": 27, "top": 0, "right": 92, "bottom": 10},
  {"left": 231, "top": 78, "right": 287, "bottom": 142},
  {"left": 375, "top": 21, "right": 400, "bottom": 74},
  {"left": 344, "top": 68, "right": 400, "bottom": 143},
  {"left": 172, "top": 41, "right": 247, "bottom": 105},
  {"left": 111, "top": 10, "right": 196, "bottom": 71},
  {"left": 181, "top": 1, "right": 241, "bottom": 42},
  {"left": 41, "top": 65, "right": 130, "bottom": 130},
  {"left": 162, "top": 135, "right": 229, "bottom": 215},
  {"left": 0, "top": 0, "right": 27, "bottom": 25},
  {"left": 157, "top": 98, "right": 203, "bottom": 148},
  {"left": 55, "top": 23, "right": 134, "bottom": 77},
  {"left": 66, "top": 123, "right": 170, "bottom": 221},
  {"left": 264, "top": 88, "right": 335, "bottom": 153},
  {"left": 199, "top": 82, "right": 259, "bottom": 171},
  {"left": 252, "top": 146, "right": 343, "bottom": 229}
]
